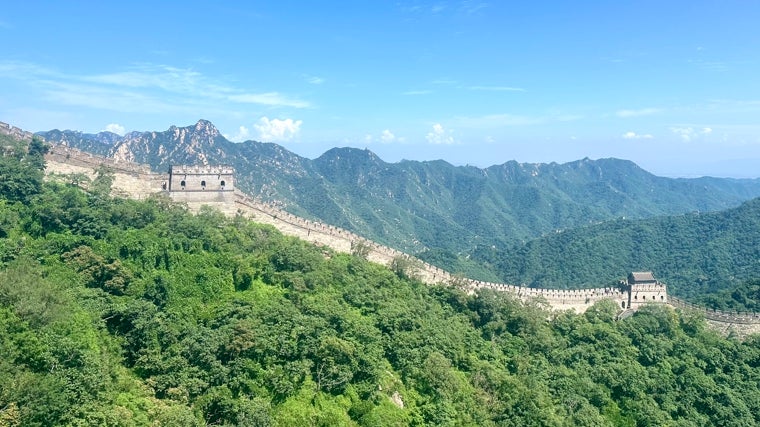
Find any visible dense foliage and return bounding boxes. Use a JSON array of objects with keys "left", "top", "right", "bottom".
[
  {"left": 698, "top": 279, "right": 760, "bottom": 312},
  {"left": 474, "top": 198, "right": 760, "bottom": 301},
  {"left": 3, "top": 138, "right": 760, "bottom": 425}
]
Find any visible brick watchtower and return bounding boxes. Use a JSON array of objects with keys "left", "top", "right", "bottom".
[
  {"left": 624, "top": 271, "right": 668, "bottom": 310},
  {"left": 166, "top": 165, "right": 235, "bottom": 205},
  {"left": 168, "top": 165, "right": 234, "bottom": 192}
]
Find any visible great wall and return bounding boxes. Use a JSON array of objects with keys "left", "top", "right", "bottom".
[{"left": 3, "top": 121, "right": 759, "bottom": 338}]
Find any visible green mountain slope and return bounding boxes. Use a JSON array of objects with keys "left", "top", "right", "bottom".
[
  {"left": 5, "top": 135, "right": 760, "bottom": 425},
  {"left": 478, "top": 197, "right": 760, "bottom": 298}
]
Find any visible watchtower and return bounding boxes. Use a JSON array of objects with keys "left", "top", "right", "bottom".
[
  {"left": 624, "top": 271, "right": 668, "bottom": 310},
  {"left": 167, "top": 165, "right": 234, "bottom": 192}
]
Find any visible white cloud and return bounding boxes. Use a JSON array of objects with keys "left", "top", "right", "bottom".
[
  {"left": 224, "top": 125, "right": 251, "bottom": 142},
  {"left": 616, "top": 108, "right": 661, "bottom": 118},
  {"left": 104, "top": 123, "right": 125, "bottom": 135},
  {"left": 426, "top": 123, "right": 456, "bottom": 145},
  {"left": 622, "top": 131, "right": 653, "bottom": 140},
  {"left": 669, "top": 126, "right": 713, "bottom": 142},
  {"left": 0, "top": 60, "right": 312, "bottom": 113},
  {"left": 431, "top": 78, "right": 457, "bottom": 85},
  {"left": 380, "top": 129, "right": 396, "bottom": 143},
  {"left": 671, "top": 127, "right": 694, "bottom": 141},
  {"left": 228, "top": 92, "right": 310, "bottom": 108},
  {"left": 254, "top": 117, "right": 302, "bottom": 142},
  {"left": 306, "top": 75, "right": 324, "bottom": 85}
]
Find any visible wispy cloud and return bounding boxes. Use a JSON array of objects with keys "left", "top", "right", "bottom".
[
  {"left": 304, "top": 74, "right": 325, "bottom": 85},
  {"left": 670, "top": 126, "right": 712, "bottom": 142},
  {"left": 616, "top": 107, "right": 661, "bottom": 118},
  {"left": 622, "top": 131, "right": 653, "bottom": 140},
  {"left": 466, "top": 85, "right": 525, "bottom": 92},
  {"left": 0, "top": 60, "right": 311, "bottom": 113},
  {"left": 400, "top": 1, "right": 489, "bottom": 17},
  {"left": 431, "top": 3, "right": 447, "bottom": 14},
  {"left": 44, "top": 81, "right": 181, "bottom": 113},
  {"left": 459, "top": 1, "right": 489, "bottom": 15},
  {"left": 431, "top": 78, "right": 457, "bottom": 85},
  {"left": 228, "top": 93, "right": 310, "bottom": 108}
]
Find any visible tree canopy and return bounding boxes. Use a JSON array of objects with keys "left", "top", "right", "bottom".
[{"left": 2, "top": 141, "right": 760, "bottom": 425}]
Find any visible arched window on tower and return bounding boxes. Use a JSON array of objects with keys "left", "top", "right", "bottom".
[
  {"left": 180, "top": 180, "right": 186, "bottom": 190},
  {"left": 220, "top": 180, "right": 226, "bottom": 190},
  {"left": 201, "top": 180, "right": 206, "bottom": 190}
]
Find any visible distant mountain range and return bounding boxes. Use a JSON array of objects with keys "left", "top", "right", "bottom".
[{"left": 38, "top": 120, "right": 760, "bottom": 281}]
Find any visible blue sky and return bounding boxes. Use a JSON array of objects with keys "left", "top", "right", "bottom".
[{"left": 2, "top": 1, "right": 759, "bottom": 177}]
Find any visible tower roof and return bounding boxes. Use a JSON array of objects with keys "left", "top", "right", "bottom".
[{"left": 628, "top": 271, "right": 657, "bottom": 284}]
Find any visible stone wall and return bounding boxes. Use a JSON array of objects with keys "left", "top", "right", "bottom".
[
  {"left": 43, "top": 147, "right": 654, "bottom": 314},
  {"left": 45, "top": 144, "right": 164, "bottom": 199},
  {"left": 47, "top": 144, "right": 154, "bottom": 176},
  {"left": 39, "top": 138, "right": 760, "bottom": 331}
]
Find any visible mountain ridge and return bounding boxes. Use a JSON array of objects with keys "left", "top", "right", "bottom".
[{"left": 38, "top": 119, "right": 760, "bottom": 279}]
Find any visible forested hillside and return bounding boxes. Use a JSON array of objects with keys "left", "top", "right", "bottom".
[
  {"left": 4, "top": 134, "right": 760, "bottom": 426},
  {"left": 476, "top": 197, "right": 760, "bottom": 300},
  {"left": 39, "top": 121, "right": 760, "bottom": 275}
]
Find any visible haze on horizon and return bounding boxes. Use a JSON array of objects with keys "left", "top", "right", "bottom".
[{"left": 1, "top": 1, "right": 759, "bottom": 178}]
